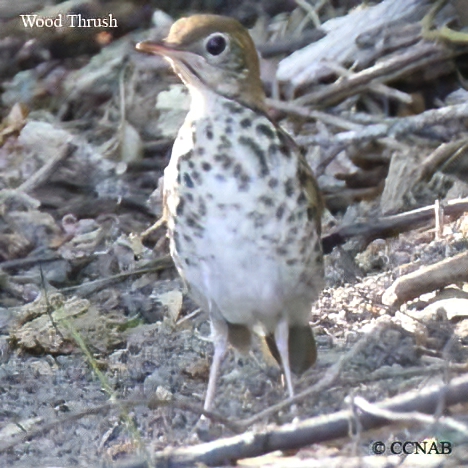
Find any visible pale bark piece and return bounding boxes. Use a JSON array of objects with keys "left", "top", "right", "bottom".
[
  {"left": 277, "top": 0, "right": 431, "bottom": 89},
  {"left": 382, "top": 251, "right": 468, "bottom": 307}
]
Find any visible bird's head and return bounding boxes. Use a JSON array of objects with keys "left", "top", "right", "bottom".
[{"left": 136, "top": 14, "right": 265, "bottom": 111}]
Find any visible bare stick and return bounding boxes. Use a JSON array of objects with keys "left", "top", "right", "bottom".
[
  {"left": 294, "top": 41, "right": 450, "bottom": 108},
  {"left": 353, "top": 395, "right": 468, "bottom": 435},
  {"left": 321, "top": 197, "right": 468, "bottom": 254},
  {"left": 0, "top": 397, "right": 237, "bottom": 454},
  {"left": 297, "top": 102, "right": 468, "bottom": 147},
  {"left": 17, "top": 143, "right": 77, "bottom": 193},
  {"left": 146, "top": 374, "right": 468, "bottom": 467},
  {"left": 382, "top": 250, "right": 468, "bottom": 307},
  {"left": 59, "top": 255, "right": 174, "bottom": 296}
]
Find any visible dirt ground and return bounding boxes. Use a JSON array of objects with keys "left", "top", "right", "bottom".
[
  {"left": 2, "top": 218, "right": 468, "bottom": 467},
  {"left": 2, "top": 1, "right": 468, "bottom": 467}
]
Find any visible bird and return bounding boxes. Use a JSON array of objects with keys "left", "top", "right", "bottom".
[{"left": 136, "top": 14, "right": 324, "bottom": 412}]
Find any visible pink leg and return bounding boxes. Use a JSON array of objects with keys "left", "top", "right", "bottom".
[
  {"left": 274, "top": 319, "right": 295, "bottom": 400},
  {"left": 203, "top": 318, "right": 228, "bottom": 412}
]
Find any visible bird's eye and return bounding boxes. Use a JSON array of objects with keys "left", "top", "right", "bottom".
[{"left": 205, "top": 34, "right": 227, "bottom": 56}]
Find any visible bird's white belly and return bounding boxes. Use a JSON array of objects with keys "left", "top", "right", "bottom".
[{"left": 184, "top": 212, "right": 285, "bottom": 327}]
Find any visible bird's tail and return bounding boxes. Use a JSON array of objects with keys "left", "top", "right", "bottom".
[{"left": 265, "top": 325, "right": 317, "bottom": 375}]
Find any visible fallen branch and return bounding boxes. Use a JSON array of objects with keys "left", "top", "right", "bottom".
[
  {"left": 59, "top": 255, "right": 174, "bottom": 296},
  {"left": 294, "top": 40, "right": 446, "bottom": 108},
  {"left": 17, "top": 143, "right": 77, "bottom": 193},
  {"left": 277, "top": 0, "right": 433, "bottom": 87},
  {"left": 0, "top": 253, "right": 61, "bottom": 271},
  {"left": 0, "top": 397, "right": 236, "bottom": 454},
  {"left": 353, "top": 395, "right": 468, "bottom": 436},
  {"left": 297, "top": 102, "right": 468, "bottom": 147},
  {"left": 382, "top": 250, "right": 468, "bottom": 307},
  {"left": 321, "top": 197, "right": 468, "bottom": 254},
  {"left": 144, "top": 374, "right": 468, "bottom": 467}
]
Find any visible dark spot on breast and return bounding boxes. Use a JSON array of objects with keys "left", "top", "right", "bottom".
[
  {"left": 202, "top": 162, "right": 212, "bottom": 171},
  {"left": 206, "top": 125, "right": 214, "bottom": 140},
  {"left": 197, "top": 147, "right": 205, "bottom": 155},
  {"left": 186, "top": 193, "right": 194, "bottom": 202},
  {"left": 268, "top": 143, "right": 278, "bottom": 156},
  {"left": 183, "top": 234, "right": 193, "bottom": 243},
  {"left": 276, "top": 204, "right": 285, "bottom": 220},
  {"left": 198, "top": 198, "right": 207, "bottom": 216},
  {"left": 259, "top": 195, "right": 274, "bottom": 206},
  {"left": 189, "top": 210, "right": 201, "bottom": 221},
  {"left": 192, "top": 170, "right": 202, "bottom": 184},
  {"left": 183, "top": 173, "right": 194, "bottom": 188},
  {"left": 185, "top": 258, "right": 191, "bottom": 265},
  {"left": 240, "top": 118, "right": 252, "bottom": 128},
  {"left": 176, "top": 198, "right": 184, "bottom": 216},
  {"left": 287, "top": 213, "right": 295, "bottom": 223},
  {"left": 215, "top": 153, "right": 233, "bottom": 169},
  {"left": 217, "top": 203, "right": 226, "bottom": 209},
  {"left": 177, "top": 173, "right": 181, "bottom": 184},
  {"left": 239, "top": 174, "right": 250, "bottom": 191},
  {"left": 225, "top": 126, "right": 232, "bottom": 134},
  {"left": 290, "top": 227, "right": 298, "bottom": 235},
  {"left": 284, "top": 178, "right": 295, "bottom": 197},
  {"left": 279, "top": 144, "right": 289, "bottom": 157},
  {"left": 286, "top": 259, "right": 297, "bottom": 265},
  {"left": 256, "top": 123, "right": 275, "bottom": 139},
  {"left": 277, "top": 131, "right": 293, "bottom": 158},
  {"left": 215, "top": 174, "right": 226, "bottom": 182},
  {"left": 298, "top": 192, "right": 307, "bottom": 205},
  {"left": 233, "top": 163, "right": 250, "bottom": 191},
  {"left": 238, "top": 136, "right": 269, "bottom": 177},
  {"left": 313, "top": 241, "right": 321, "bottom": 252},
  {"left": 218, "top": 135, "right": 232, "bottom": 150},
  {"left": 223, "top": 102, "right": 244, "bottom": 113},
  {"left": 186, "top": 216, "right": 204, "bottom": 232},
  {"left": 226, "top": 117, "right": 233, "bottom": 124},
  {"left": 247, "top": 211, "right": 265, "bottom": 228},
  {"left": 268, "top": 178, "right": 278, "bottom": 188},
  {"left": 188, "top": 160, "right": 195, "bottom": 169},
  {"left": 276, "top": 246, "right": 288, "bottom": 256},
  {"left": 180, "top": 150, "right": 193, "bottom": 161}
]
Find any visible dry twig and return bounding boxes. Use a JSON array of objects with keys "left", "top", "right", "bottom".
[
  {"left": 145, "top": 374, "right": 468, "bottom": 467},
  {"left": 297, "top": 102, "right": 468, "bottom": 147},
  {"left": 382, "top": 250, "right": 468, "bottom": 307},
  {"left": 17, "top": 143, "right": 77, "bottom": 193},
  {"left": 322, "top": 197, "right": 468, "bottom": 254}
]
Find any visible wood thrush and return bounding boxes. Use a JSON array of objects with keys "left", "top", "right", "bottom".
[{"left": 136, "top": 15, "right": 324, "bottom": 412}]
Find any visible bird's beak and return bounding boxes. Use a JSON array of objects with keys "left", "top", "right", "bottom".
[
  {"left": 136, "top": 40, "right": 202, "bottom": 87},
  {"left": 136, "top": 40, "right": 183, "bottom": 61}
]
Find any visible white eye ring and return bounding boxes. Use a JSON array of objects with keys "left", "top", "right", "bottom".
[{"left": 204, "top": 33, "right": 229, "bottom": 56}]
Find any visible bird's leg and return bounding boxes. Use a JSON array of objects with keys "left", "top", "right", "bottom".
[
  {"left": 203, "top": 318, "right": 228, "bottom": 412},
  {"left": 274, "top": 319, "right": 295, "bottom": 403}
]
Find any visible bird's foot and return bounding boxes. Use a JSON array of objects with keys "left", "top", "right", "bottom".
[{"left": 190, "top": 414, "right": 223, "bottom": 442}]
